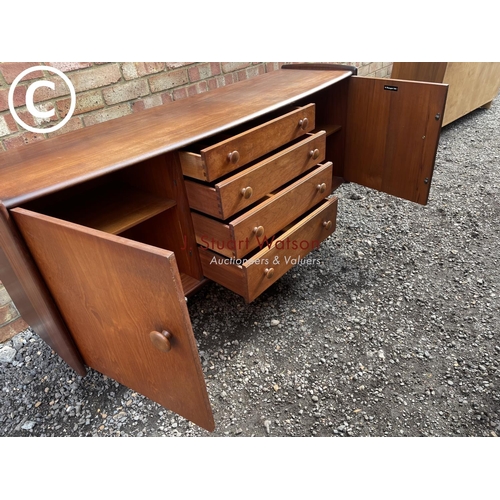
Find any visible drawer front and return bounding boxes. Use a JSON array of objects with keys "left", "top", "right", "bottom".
[
  {"left": 199, "top": 197, "right": 337, "bottom": 302},
  {"left": 180, "top": 104, "right": 316, "bottom": 182},
  {"left": 185, "top": 131, "right": 326, "bottom": 220},
  {"left": 192, "top": 162, "right": 333, "bottom": 259}
]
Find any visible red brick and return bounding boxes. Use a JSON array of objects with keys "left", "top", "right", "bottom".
[
  {"left": 160, "top": 93, "right": 173, "bottom": 104},
  {"left": 23, "top": 75, "right": 72, "bottom": 103},
  {"left": 172, "top": 82, "right": 208, "bottom": 101},
  {"left": 2, "top": 113, "right": 18, "bottom": 133},
  {"left": 0, "top": 317, "right": 29, "bottom": 343},
  {"left": 16, "top": 105, "right": 59, "bottom": 128},
  {"left": 122, "top": 62, "right": 165, "bottom": 80},
  {"left": 0, "top": 115, "right": 10, "bottom": 137},
  {"left": 245, "top": 64, "right": 265, "bottom": 79},
  {"left": 206, "top": 73, "right": 236, "bottom": 91},
  {"left": 253, "top": 65, "right": 267, "bottom": 78},
  {"left": 103, "top": 79, "right": 149, "bottom": 105},
  {"left": 0, "top": 85, "right": 27, "bottom": 111},
  {"left": 265, "top": 62, "right": 282, "bottom": 72},
  {"left": 0, "top": 302, "right": 19, "bottom": 326},
  {"left": 47, "top": 62, "right": 92, "bottom": 72},
  {"left": 68, "top": 64, "right": 122, "bottom": 92},
  {"left": 221, "top": 62, "right": 251, "bottom": 73},
  {"left": 48, "top": 116, "right": 84, "bottom": 137},
  {"left": 165, "top": 63, "right": 192, "bottom": 70},
  {"left": 82, "top": 103, "right": 131, "bottom": 126},
  {"left": 149, "top": 69, "right": 189, "bottom": 93},
  {"left": 131, "top": 94, "right": 164, "bottom": 113},
  {"left": 188, "top": 62, "right": 221, "bottom": 82},
  {"left": 0, "top": 62, "right": 44, "bottom": 84},
  {"left": 57, "top": 89, "right": 104, "bottom": 117},
  {"left": 3, "top": 131, "right": 45, "bottom": 149}
]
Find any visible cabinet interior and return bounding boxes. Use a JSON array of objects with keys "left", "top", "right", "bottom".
[{"left": 20, "top": 153, "right": 203, "bottom": 296}]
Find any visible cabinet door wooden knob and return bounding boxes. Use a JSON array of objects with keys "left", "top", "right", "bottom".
[
  {"left": 253, "top": 225, "right": 265, "bottom": 237},
  {"left": 150, "top": 330, "right": 172, "bottom": 352},
  {"left": 264, "top": 268, "right": 275, "bottom": 279},
  {"left": 227, "top": 150, "right": 240, "bottom": 164},
  {"left": 309, "top": 148, "right": 320, "bottom": 160},
  {"left": 241, "top": 186, "right": 253, "bottom": 199},
  {"left": 298, "top": 117, "right": 309, "bottom": 130},
  {"left": 317, "top": 182, "right": 327, "bottom": 193},
  {"left": 323, "top": 220, "right": 333, "bottom": 230}
]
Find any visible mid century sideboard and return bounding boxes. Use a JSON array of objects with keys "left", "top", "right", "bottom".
[{"left": 0, "top": 66, "right": 448, "bottom": 431}]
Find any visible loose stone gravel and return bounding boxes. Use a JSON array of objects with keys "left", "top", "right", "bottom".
[{"left": 1, "top": 99, "right": 499, "bottom": 437}]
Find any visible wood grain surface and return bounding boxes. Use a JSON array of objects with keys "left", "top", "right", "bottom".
[
  {"left": 0, "top": 70, "right": 351, "bottom": 207},
  {"left": 12, "top": 207, "right": 214, "bottom": 431}
]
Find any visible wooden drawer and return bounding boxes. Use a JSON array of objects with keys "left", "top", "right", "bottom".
[
  {"left": 185, "top": 131, "right": 326, "bottom": 220},
  {"left": 191, "top": 162, "right": 333, "bottom": 259},
  {"left": 198, "top": 197, "right": 337, "bottom": 303},
  {"left": 179, "top": 104, "right": 316, "bottom": 182}
]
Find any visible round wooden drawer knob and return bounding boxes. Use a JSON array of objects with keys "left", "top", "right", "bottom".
[
  {"left": 299, "top": 117, "right": 309, "bottom": 130},
  {"left": 241, "top": 186, "right": 253, "bottom": 199},
  {"left": 309, "top": 148, "right": 320, "bottom": 160},
  {"left": 150, "top": 330, "right": 172, "bottom": 352},
  {"left": 227, "top": 150, "right": 240, "bottom": 164},
  {"left": 264, "top": 268, "right": 275, "bottom": 279},
  {"left": 317, "top": 182, "right": 327, "bottom": 193},
  {"left": 323, "top": 220, "right": 333, "bottom": 230},
  {"left": 253, "top": 225, "right": 265, "bottom": 237}
]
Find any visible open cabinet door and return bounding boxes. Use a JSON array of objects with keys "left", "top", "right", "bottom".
[
  {"left": 344, "top": 76, "right": 448, "bottom": 204},
  {"left": 11, "top": 208, "right": 215, "bottom": 431}
]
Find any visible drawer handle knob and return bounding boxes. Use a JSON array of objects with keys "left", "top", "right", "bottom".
[
  {"left": 241, "top": 186, "right": 253, "bottom": 199},
  {"left": 298, "top": 117, "right": 309, "bottom": 130},
  {"left": 227, "top": 150, "right": 240, "bottom": 164},
  {"left": 150, "top": 330, "right": 172, "bottom": 353},
  {"left": 309, "top": 148, "right": 320, "bottom": 160},
  {"left": 253, "top": 226, "right": 265, "bottom": 237},
  {"left": 323, "top": 220, "right": 333, "bottom": 230},
  {"left": 317, "top": 182, "right": 327, "bottom": 193},
  {"left": 264, "top": 267, "right": 275, "bottom": 279}
]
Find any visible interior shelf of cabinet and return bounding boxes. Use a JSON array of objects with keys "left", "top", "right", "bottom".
[
  {"left": 44, "top": 183, "right": 176, "bottom": 235},
  {"left": 180, "top": 273, "right": 207, "bottom": 297},
  {"left": 315, "top": 124, "right": 341, "bottom": 137}
]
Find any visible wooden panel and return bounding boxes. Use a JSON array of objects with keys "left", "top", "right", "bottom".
[
  {"left": 194, "top": 163, "right": 333, "bottom": 259},
  {"left": 441, "top": 63, "right": 500, "bottom": 125},
  {"left": 199, "top": 198, "right": 337, "bottom": 303},
  {"left": 391, "top": 62, "right": 447, "bottom": 83},
  {"left": 198, "top": 250, "right": 247, "bottom": 298},
  {"left": 391, "top": 62, "right": 500, "bottom": 126},
  {"left": 118, "top": 152, "right": 203, "bottom": 280},
  {"left": 185, "top": 181, "right": 223, "bottom": 218},
  {"left": 191, "top": 212, "right": 232, "bottom": 253},
  {"left": 0, "top": 69, "right": 351, "bottom": 208},
  {"left": 0, "top": 204, "right": 86, "bottom": 375},
  {"left": 344, "top": 77, "right": 447, "bottom": 205},
  {"left": 41, "top": 183, "right": 176, "bottom": 235},
  {"left": 12, "top": 208, "right": 214, "bottom": 431}
]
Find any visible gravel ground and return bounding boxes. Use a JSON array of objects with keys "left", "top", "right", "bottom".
[{"left": 1, "top": 98, "right": 499, "bottom": 438}]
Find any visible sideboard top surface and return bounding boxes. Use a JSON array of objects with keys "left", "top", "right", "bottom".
[{"left": 0, "top": 69, "right": 351, "bottom": 208}]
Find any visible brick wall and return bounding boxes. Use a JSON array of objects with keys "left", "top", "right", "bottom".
[{"left": 0, "top": 61, "right": 392, "bottom": 340}]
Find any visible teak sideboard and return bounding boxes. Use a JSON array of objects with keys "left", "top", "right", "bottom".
[{"left": 0, "top": 66, "right": 448, "bottom": 431}]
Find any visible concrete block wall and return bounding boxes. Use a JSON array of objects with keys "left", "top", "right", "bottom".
[{"left": 0, "top": 61, "right": 393, "bottom": 341}]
